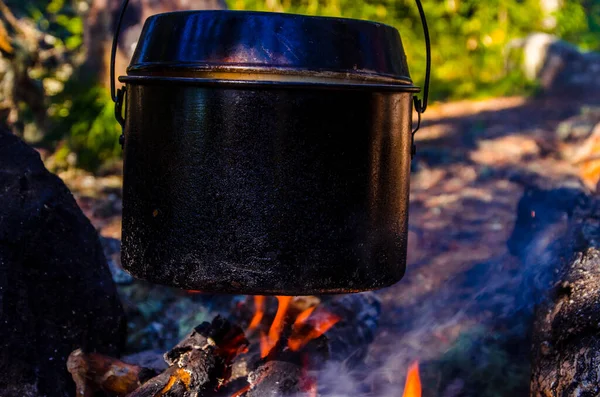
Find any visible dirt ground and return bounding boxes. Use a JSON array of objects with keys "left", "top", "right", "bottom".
[{"left": 57, "top": 93, "right": 600, "bottom": 396}]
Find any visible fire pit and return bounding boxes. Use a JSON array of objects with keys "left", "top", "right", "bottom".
[
  {"left": 67, "top": 292, "right": 425, "bottom": 397},
  {"left": 74, "top": 1, "right": 432, "bottom": 395}
]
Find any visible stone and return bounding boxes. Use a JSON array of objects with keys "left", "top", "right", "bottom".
[
  {"left": 0, "top": 128, "right": 126, "bottom": 397},
  {"left": 556, "top": 106, "right": 600, "bottom": 142},
  {"left": 506, "top": 33, "right": 600, "bottom": 93}
]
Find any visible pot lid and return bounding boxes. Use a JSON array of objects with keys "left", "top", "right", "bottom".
[{"left": 125, "top": 10, "right": 417, "bottom": 88}]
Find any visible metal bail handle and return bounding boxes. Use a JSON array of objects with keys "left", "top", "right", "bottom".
[
  {"left": 111, "top": 0, "right": 130, "bottom": 146},
  {"left": 412, "top": 0, "right": 431, "bottom": 138},
  {"left": 110, "top": 0, "right": 431, "bottom": 142}
]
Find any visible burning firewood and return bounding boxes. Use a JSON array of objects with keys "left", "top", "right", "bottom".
[
  {"left": 221, "top": 293, "right": 380, "bottom": 397},
  {"left": 67, "top": 349, "right": 154, "bottom": 397},
  {"left": 219, "top": 302, "right": 331, "bottom": 396},
  {"left": 128, "top": 316, "right": 248, "bottom": 397},
  {"left": 70, "top": 292, "right": 381, "bottom": 397},
  {"left": 244, "top": 361, "right": 303, "bottom": 396}
]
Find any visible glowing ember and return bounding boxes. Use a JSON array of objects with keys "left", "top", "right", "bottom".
[
  {"left": 230, "top": 384, "right": 251, "bottom": 397},
  {"left": 288, "top": 311, "right": 341, "bottom": 352},
  {"left": 301, "top": 353, "right": 318, "bottom": 397},
  {"left": 218, "top": 333, "right": 249, "bottom": 360},
  {"left": 248, "top": 296, "right": 266, "bottom": 331},
  {"left": 230, "top": 369, "right": 267, "bottom": 397},
  {"left": 402, "top": 362, "right": 422, "bottom": 397},
  {"left": 306, "top": 379, "right": 318, "bottom": 397}
]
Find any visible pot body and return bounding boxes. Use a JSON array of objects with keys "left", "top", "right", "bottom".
[{"left": 121, "top": 80, "right": 413, "bottom": 294}]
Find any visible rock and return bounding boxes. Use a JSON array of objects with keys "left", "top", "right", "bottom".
[
  {"left": 556, "top": 106, "right": 600, "bottom": 142},
  {"left": 0, "top": 128, "right": 126, "bottom": 397},
  {"left": 506, "top": 33, "right": 600, "bottom": 93}
]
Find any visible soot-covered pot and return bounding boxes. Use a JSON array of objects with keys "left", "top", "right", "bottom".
[{"left": 112, "top": 6, "right": 430, "bottom": 294}]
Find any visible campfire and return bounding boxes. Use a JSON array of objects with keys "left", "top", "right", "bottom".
[
  {"left": 67, "top": 294, "right": 422, "bottom": 396},
  {"left": 60, "top": 4, "right": 429, "bottom": 396},
  {"left": 8, "top": 0, "right": 600, "bottom": 394}
]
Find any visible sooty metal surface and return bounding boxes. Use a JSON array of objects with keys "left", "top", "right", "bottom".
[{"left": 121, "top": 84, "right": 413, "bottom": 294}]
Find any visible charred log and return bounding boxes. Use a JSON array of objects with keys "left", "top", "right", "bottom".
[
  {"left": 127, "top": 316, "right": 248, "bottom": 397},
  {"left": 245, "top": 361, "right": 304, "bottom": 397},
  {"left": 70, "top": 292, "right": 381, "bottom": 396},
  {"left": 508, "top": 174, "right": 600, "bottom": 395},
  {"left": 320, "top": 292, "right": 381, "bottom": 365},
  {"left": 227, "top": 293, "right": 380, "bottom": 397},
  {"left": 67, "top": 349, "right": 155, "bottom": 397}
]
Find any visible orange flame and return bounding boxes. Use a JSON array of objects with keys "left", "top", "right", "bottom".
[
  {"left": 259, "top": 330, "right": 270, "bottom": 358},
  {"left": 402, "top": 362, "right": 422, "bottom": 397},
  {"left": 218, "top": 333, "right": 249, "bottom": 360},
  {"left": 248, "top": 296, "right": 266, "bottom": 331},
  {"left": 288, "top": 310, "right": 340, "bottom": 352},
  {"left": 259, "top": 296, "right": 292, "bottom": 357},
  {"left": 294, "top": 307, "right": 316, "bottom": 327},
  {"left": 269, "top": 296, "right": 292, "bottom": 342},
  {"left": 231, "top": 297, "right": 344, "bottom": 395}
]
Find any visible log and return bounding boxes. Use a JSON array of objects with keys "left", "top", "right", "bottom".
[
  {"left": 507, "top": 173, "right": 600, "bottom": 395},
  {"left": 245, "top": 361, "right": 303, "bottom": 397},
  {"left": 127, "top": 316, "right": 248, "bottom": 397},
  {"left": 67, "top": 349, "right": 155, "bottom": 397}
]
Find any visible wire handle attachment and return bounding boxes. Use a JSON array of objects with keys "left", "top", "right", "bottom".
[
  {"left": 111, "top": 0, "right": 130, "bottom": 147},
  {"left": 412, "top": 0, "right": 430, "bottom": 137}
]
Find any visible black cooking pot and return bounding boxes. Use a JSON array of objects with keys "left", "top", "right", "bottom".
[{"left": 111, "top": 2, "right": 430, "bottom": 295}]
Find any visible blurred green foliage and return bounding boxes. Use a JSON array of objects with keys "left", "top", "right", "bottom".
[
  {"left": 4, "top": 0, "right": 600, "bottom": 171},
  {"left": 556, "top": 1, "right": 600, "bottom": 50},
  {"left": 228, "top": 0, "right": 600, "bottom": 100},
  {"left": 2, "top": 0, "right": 120, "bottom": 171},
  {"left": 7, "top": 0, "right": 83, "bottom": 50},
  {"left": 48, "top": 81, "right": 122, "bottom": 171}
]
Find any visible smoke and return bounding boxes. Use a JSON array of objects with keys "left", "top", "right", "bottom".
[{"left": 310, "top": 176, "right": 590, "bottom": 396}]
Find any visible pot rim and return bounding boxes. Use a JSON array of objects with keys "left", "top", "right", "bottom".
[
  {"left": 118, "top": 75, "right": 420, "bottom": 92},
  {"left": 127, "top": 10, "right": 415, "bottom": 88}
]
